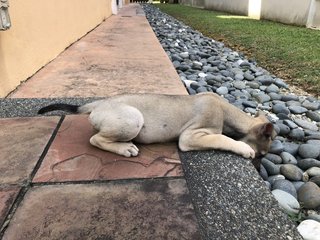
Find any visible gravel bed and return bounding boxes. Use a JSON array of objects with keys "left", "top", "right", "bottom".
[{"left": 143, "top": 3, "right": 320, "bottom": 235}]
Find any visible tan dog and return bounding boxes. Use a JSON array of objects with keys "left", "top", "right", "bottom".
[{"left": 38, "top": 93, "right": 275, "bottom": 158}]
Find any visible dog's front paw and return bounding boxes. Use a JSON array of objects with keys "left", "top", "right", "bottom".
[{"left": 235, "top": 141, "right": 255, "bottom": 159}]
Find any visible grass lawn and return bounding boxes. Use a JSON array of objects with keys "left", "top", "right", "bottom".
[{"left": 156, "top": 4, "right": 320, "bottom": 96}]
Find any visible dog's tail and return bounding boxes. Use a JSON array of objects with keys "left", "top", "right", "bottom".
[
  {"left": 38, "top": 100, "right": 103, "bottom": 115},
  {"left": 38, "top": 103, "right": 80, "bottom": 114}
]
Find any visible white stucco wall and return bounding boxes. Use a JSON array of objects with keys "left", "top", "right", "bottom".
[
  {"left": 260, "top": 0, "right": 311, "bottom": 26},
  {"left": 180, "top": 0, "right": 319, "bottom": 28},
  {"left": 307, "top": 0, "right": 320, "bottom": 28},
  {"left": 204, "top": 0, "right": 248, "bottom": 15},
  {"left": 179, "top": 0, "right": 205, "bottom": 8}
]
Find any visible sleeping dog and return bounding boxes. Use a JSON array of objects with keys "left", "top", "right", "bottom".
[{"left": 38, "top": 93, "right": 275, "bottom": 158}]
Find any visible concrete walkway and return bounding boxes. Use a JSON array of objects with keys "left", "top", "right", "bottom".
[
  {"left": 8, "top": 4, "right": 186, "bottom": 98},
  {"left": 0, "top": 4, "right": 302, "bottom": 239}
]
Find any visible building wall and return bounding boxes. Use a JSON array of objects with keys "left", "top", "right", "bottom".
[
  {"left": 178, "top": 0, "right": 205, "bottom": 8},
  {"left": 260, "top": 0, "right": 311, "bottom": 26},
  {"left": 204, "top": 0, "right": 248, "bottom": 15},
  {"left": 180, "top": 0, "right": 317, "bottom": 28},
  {"left": 0, "top": 0, "right": 112, "bottom": 97},
  {"left": 307, "top": 0, "right": 320, "bottom": 28}
]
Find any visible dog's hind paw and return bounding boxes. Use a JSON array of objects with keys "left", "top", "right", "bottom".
[{"left": 118, "top": 143, "right": 139, "bottom": 157}]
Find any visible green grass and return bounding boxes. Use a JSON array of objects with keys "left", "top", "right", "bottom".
[{"left": 156, "top": 4, "right": 320, "bottom": 96}]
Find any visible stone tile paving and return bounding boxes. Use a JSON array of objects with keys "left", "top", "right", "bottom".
[
  {"left": 0, "top": 117, "right": 60, "bottom": 235},
  {"left": 33, "top": 115, "right": 182, "bottom": 183},
  {"left": 0, "top": 5, "right": 192, "bottom": 239},
  {"left": 0, "top": 187, "right": 20, "bottom": 227},
  {"left": 2, "top": 179, "right": 201, "bottom": 240},
  {"left": 0, "top": 117, "right": 60, "bottom": 184}
]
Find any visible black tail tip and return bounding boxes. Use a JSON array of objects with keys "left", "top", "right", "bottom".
[
  {"left": 37, "top": 103, "right": 79, "bottom": 114},
  {"left": 37, "top": 108, "right": 45, "bottom": 114}
]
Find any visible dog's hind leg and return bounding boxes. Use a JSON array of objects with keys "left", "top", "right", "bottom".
[
  {"left": 90, "top": 134, "right": 140, "bottom": 157},
  {"left": 88, "top": 104, "right": 144, "bottom": 157}
]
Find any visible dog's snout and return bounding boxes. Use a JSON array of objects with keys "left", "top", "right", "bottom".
[{"left": 260, "top": 150, "right": 267, "bottom": 156}]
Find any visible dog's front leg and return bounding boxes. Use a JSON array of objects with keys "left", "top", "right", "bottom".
[{"left": 179, "top": 129, "right": 255, "bottom": 159}]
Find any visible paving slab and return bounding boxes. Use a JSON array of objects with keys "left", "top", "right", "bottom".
[
  {"left": 0, "top": 187, "right": 20, "bottom": 227},
  {"left": 33, "top": 115, "right": 182, "bottom": 183},
  {"left": 2, "top": 179, "right": 201, "bottom": 240},
  {"left": 0, "top": 117, "right": 60, "bottom": 185},
  {"left": 9, "top": 4, "right": 187, "bottom": 98},
  {"left": 179, "top": 150, "right": 303, "bottom": 239}
]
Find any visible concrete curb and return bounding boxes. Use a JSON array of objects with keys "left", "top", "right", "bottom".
[{"left": 179, "top": 150, "right": 303, "bottom": 239}]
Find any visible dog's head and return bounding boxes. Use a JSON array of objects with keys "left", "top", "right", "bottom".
[{"left": 241, "top": 111, "right": 277, "bottom": 157}]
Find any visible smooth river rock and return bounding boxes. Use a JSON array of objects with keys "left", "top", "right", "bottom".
[
  {"left": 297, "top": 182, "right": 320, "bottom": 209},
  {"left": 272, "top": 179, "right": 297, "bottom": 198},
  {"left": 298, "top": 144, "right": 320, "bottom": 159},
  {"left": 280, "top": 164, "right": 303, "bottom": 181},
  {"left": 297, "top": 220, "right": 320, "bottom": 240},
  {"left": 272, "top": 189, "right": 300, "bottom": 215}
]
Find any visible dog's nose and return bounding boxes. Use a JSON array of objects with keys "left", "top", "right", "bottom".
[{"left": 260, "top": 150, "right": 267, "bottom": 156}]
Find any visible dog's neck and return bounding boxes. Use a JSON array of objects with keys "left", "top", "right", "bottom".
[{"left": 222, "top": 103, "right": 257, "bottom": 139}]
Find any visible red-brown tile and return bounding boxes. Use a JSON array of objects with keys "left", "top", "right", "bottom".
[
  {"left": 33, "top": 115, "right": 183, "bottom": 182},
  {"left": 0, "top": 117, "right": 60, "bottom": 184},
  {"left": 2, "top": 179, "right": 200, "bottom": 240},
  {"left": 0, "top": 187, "right": 20, "bottom": 226}
]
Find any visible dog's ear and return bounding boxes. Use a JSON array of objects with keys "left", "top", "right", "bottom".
[{"left": 259, "top": 123, "right": 275, "bottom": 139}]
